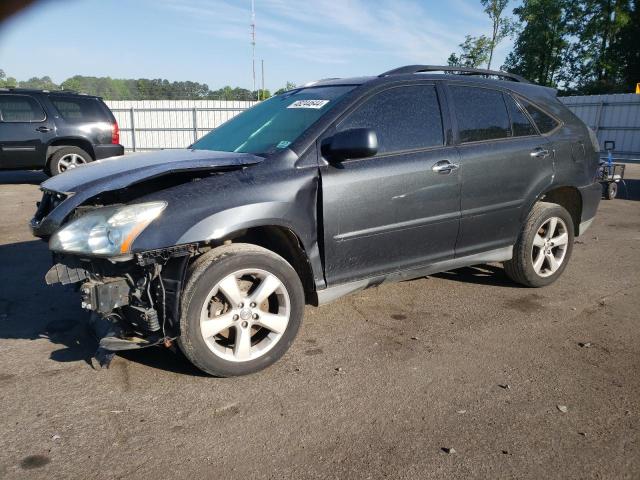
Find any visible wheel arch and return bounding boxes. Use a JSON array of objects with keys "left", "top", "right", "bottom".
[
  {"left": 539, "top": 186, "right": 582, "bottom": 234},
  {"left": 46, "top": 137, "right": 95, "bottom": 162},
  {"left": 195, "top": 225, "right": 318, "bottom": 305}
]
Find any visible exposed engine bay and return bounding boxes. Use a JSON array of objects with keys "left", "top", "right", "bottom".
[{"left": 45, "top": 244, "right": 198, "bottom": 366}]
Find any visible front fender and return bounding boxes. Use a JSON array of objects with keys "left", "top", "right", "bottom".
[{"left": 176, "top": 202, "right": 301, "bottom": 244}]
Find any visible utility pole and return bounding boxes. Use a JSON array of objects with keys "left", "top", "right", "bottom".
[
  {"left": 251, "top": 0, "right": 256, "bottom": 100},
  {"left": 261, "top": 59, "right": 265, "bottom": 101}
]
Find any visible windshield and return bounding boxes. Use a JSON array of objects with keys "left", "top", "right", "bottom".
[{"left": 191, "top": 85, "right": 355, "bottom": 155}]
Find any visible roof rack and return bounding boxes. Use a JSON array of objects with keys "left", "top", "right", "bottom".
[
  {"left": 0, "top": 87, "right": 81, "bottom": 94},
  {"left": 378, "top": 65, "right": 530, "bottom": 83}
]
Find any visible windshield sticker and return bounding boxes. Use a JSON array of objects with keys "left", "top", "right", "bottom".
[
  {"left": 287, "top": 99, "right": 330, "bottom": 109},
  {"left": 276, "top": 140, "right": 291, "bottom": 149}
]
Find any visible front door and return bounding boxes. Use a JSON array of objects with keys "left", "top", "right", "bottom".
[
  {"left": 320, "top": 83, "right": 461, "bottom": 285},
  {"left": 0, "top": 94, "right": 54, "bottom": 169}
]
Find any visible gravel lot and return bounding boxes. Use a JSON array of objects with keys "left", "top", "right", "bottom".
[{"left": 1, "top": 165, "right": 639, "bottom": 479}]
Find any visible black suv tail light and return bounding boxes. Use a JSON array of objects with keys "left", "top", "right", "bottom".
[{"left": 111, "top": 121, "right": 120, "bottom": 145}]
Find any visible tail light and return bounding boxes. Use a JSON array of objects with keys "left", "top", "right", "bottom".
[{"left": 111, "top": 121, "right": 120, "bottom": 145}]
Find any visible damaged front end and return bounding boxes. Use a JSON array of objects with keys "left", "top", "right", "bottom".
[
  {"left": 30, "top": 150, "right": 268, "bottom": 366},
  {"left": 46, "top": 245, "right": 195, "bottom": 366}
]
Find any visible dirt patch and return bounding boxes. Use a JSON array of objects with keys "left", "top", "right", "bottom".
[{"left": 504, "top": 293, "right": 547, "bottom": 313}]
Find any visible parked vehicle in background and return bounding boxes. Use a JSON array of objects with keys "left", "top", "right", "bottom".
[
  {"left": 0, "top": 88, "right": 123, "bottom": 175},
  {"left": 31, "top": 65, "right": 602, "bottom": 377}
]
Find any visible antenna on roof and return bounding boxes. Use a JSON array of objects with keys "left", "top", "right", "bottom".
[{"left": 250, "top": 0, "right": 256, "bottom": 98}]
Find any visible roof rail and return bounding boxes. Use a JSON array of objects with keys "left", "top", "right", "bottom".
[
  {"left": 0, "top": 87, "right": 81, "bottom": 94},
  {"left": 378, "top": 65, "right": 530, "bottom": 83}
]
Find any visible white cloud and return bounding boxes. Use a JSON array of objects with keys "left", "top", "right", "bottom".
[{"left": 154, "top": 0, "right": 514, "bottom": 71}]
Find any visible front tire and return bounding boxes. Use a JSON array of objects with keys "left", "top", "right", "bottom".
[
  {"left": 503, "top": 202, "right": 574, "bottom": 287},
  {"left": 605, "top": 182, "right": 618, "bottom": 200},
  {"left": 178, "top": 244, "right": 304, "bottom": 377}
]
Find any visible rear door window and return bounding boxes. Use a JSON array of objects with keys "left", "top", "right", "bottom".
[
  {"left": 337, "top": 84, "right": 444, "bottom": 154},
  {"left": 504, "top": 94, "right": 537, "bottom": 137},
  {"left": 49, "top": 96, "right": 109, "bottom": 123},
  {"left": 519, "top": 98, "right": 560, "bottom": 134},
  {"left": 0, "top": 94, "right": 46, "bottom": 122},
  {"left": 450, "top": 86, "right": 510, "bottom": 143}
]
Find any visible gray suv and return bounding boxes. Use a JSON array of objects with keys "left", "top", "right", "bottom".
[{"left": 31, "top": 65, "right": 601, "bottom": 376}]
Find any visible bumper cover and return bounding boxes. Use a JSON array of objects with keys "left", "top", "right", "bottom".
[
  {"left": 577, "top": 182, "right": 601, "bottom": 236},
  {"left": 94, "top": 144, "right": 124, "bottom": 160}
]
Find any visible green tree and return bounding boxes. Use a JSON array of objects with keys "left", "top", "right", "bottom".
[
  {"left": 274, "top": 81, "right": 297, "bottom": 95},
  {"left": 448, "top": 35, "right": 492, "bottom": 68},
  {"left": 613, "top": 0, "right": 640, "bottom": 91},
  {"left": 18, "top": 75, "right": 59, "bottom": 90},
  {"left": 253, "top": 89, "right": 271, "bottom": 100},
  {"left": 565, "top": 0, "right": 634, "bottom": 93},
  {"left": 481, "top": 0, "right": 514, "bottom": 70},
  {"left": 503, "top": 0, "right": 570, "bottom": 86},
  {"left": 0, "top": 69, "right": 17, "bottom": 87}
]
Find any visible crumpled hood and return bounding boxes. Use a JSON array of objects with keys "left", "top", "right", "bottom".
[
  {"left": 42, "top": 149, "right": 263, "bottom": 195},
  {"left": 32, "top": 149, "right": 263, "bottom": 237}
]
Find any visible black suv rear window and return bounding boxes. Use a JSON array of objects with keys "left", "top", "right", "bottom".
[
  {"left": 520, "top": 98, "right": 559, "bottom": 134},
  {"left": 505, "top": 94, "right": 537, "bottom": 137},
  {"left": 0, "top": 94, "right": 46, "bottom": 122},
  {"left": 49, "top": 96, "right": 109, "bottom": 123},
  {"left": 338, "top": 85, "right": 444, "bottom": 154},
  {"left": 450, "top": 86, "right": 510, "bottom": 143}
]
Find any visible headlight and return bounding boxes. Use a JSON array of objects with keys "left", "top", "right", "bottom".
[{"left": 49, "top": 201, "right": 167, "bottom": 257}]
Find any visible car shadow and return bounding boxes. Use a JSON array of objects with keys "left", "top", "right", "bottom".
[
  {"left": 0, "top": 239, "right": 203, "bottom": 376},
  {"left": 0, "top": 170, "right": 47, "bottom": 185},
  {"left": 433, "top": 264, "right": 523, "bottom": 288}
]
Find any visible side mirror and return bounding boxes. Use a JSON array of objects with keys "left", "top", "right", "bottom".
[
  {"left": 604, "top": 140, "right": 615, "bottom": 152},
  {"left": 322, "top": 128, "right": 378, "bottom": 162}
]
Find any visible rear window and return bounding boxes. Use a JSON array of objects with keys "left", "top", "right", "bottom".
[
  {"left": 0, "top": 94, "right": 46, "bottom": 122},
  {"left": 450, "top": 86, "right": 510, "bottom": 143},
  {"left": 49, "top": 96, "right": 109, "bottom": 123},
  {"left": 505, "top": 94, "right": 537, "bottom": 137},
  {"left": 520, "top": 98, "right": 560, "bottom": 134}
]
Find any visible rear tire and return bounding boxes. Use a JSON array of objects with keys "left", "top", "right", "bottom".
[
  {"left": 178, "top": 244, "right": 304, "bottom": 377},
  {"left": 503, "top": 202, "right": 574, "bottom": 287},
  {"left": 606, "top": 182, "right": 617, "bottom": 200},
  {"left": 47, "top": 146, "right": 92, "bottom": 176}
]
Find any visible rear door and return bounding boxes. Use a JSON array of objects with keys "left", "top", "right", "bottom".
[
  {"left": 0, "top": 94, "right": 55, "bottom": 169},
  {"left": 320, "top": 83, "right": 461, "bottom": 285},
  {"left": 447, "top": 84, "right": 554, "bottom": 257}
]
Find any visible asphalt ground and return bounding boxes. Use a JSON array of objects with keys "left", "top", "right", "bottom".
[{"left": 0, "top": 165, "right": 639, "bottom": 479}]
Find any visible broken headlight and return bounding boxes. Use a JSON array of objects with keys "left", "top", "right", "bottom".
[{"left": 49, "top": 202, "right": 167, "bottom": 257}]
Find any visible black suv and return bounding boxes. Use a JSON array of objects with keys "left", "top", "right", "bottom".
[
  {"left": 0, "top": 88, "right": 123, "bottom": 175},
  {"left": 31, "top": 66, "right": 601, "bottom": 376}
]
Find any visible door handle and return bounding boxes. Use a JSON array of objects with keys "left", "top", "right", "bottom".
[
  {"left": 530, "top": 147, "right": 550, "bottom": 158},
  {"left": 36, "top": 126, "right": 52, "bottom": 133},
  {"left": 432, "top": 160, "right": 459, "bottom": 174}
]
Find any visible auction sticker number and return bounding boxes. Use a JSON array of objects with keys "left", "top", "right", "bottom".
[{"left": 287, "top": 100, "right": 330, "bottom": 109}]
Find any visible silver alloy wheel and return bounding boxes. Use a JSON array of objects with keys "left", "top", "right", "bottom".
[
  {"left": 199, "top": 268, "right": 291, "bottom": 362},
  {"left": 57, "top": 153, "right": 86, "bottom": 173},
  {"left": 531, "top": 216, "right": 569, "bottom": 277}
]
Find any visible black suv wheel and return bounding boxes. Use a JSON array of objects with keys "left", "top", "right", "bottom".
[
  {"left": 47, "top": 146, "right": 92, "bottom": 176},
  {"left": 178, "top": 244, "right": 304, "bottom": 377},
  {"left": 503, "top": 202, "right": 574, "bottom": 287}
]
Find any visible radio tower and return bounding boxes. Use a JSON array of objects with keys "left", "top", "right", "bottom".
[{"left": 251, "top": 0, "right": 256, "bottom": 98}]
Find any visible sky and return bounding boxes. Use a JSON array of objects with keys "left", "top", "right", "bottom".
[{"left": 0, "top": 0, "right": 516, "bottom": 92}]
